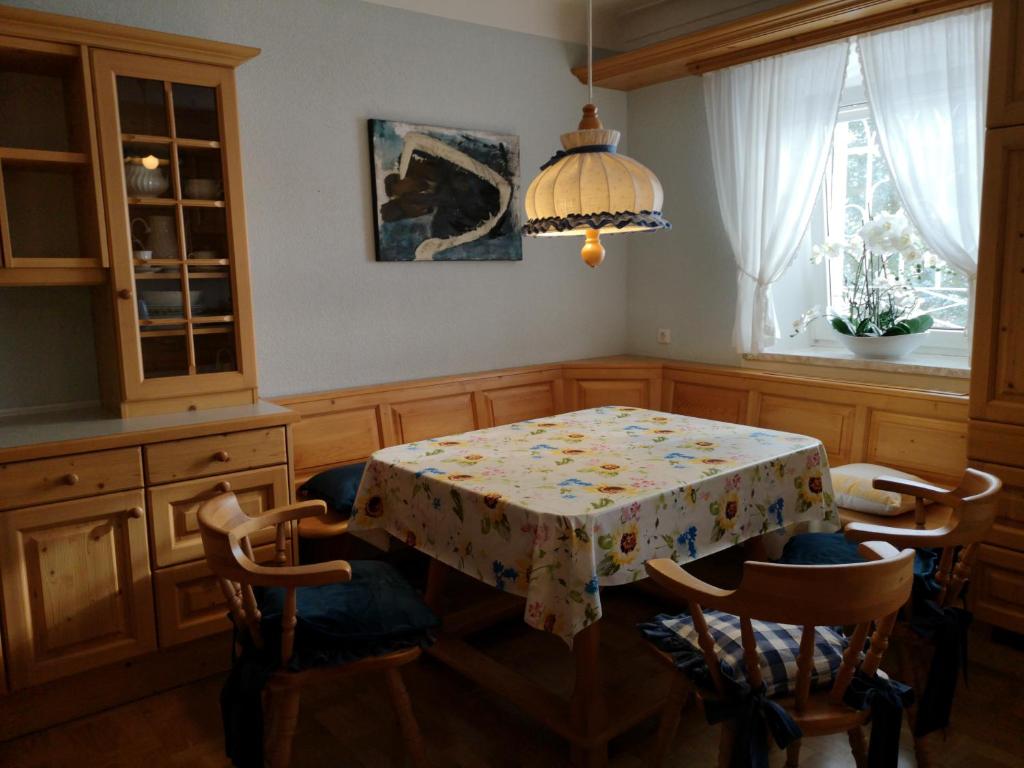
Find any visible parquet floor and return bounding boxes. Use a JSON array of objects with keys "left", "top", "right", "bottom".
[{"left": 1, "top": 565, "right": 1022, "bottom": 767}]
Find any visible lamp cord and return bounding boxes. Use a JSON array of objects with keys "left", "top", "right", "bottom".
[{"left": 587, "top": 0, "right": 593, "bottom": 105}]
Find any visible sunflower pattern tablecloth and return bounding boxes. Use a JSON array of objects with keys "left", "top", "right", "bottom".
[{"left": 351, "top": 406, "right": 837, "bottom": 644}]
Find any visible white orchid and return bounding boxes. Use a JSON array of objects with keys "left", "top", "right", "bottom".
[{"left": 810, "top": 238, "right": 848, "bottom": 265}]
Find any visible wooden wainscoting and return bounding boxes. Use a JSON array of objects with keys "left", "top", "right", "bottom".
[
  {"left": 274, "top": 364, "right": 566, "bottom": 486},
  {"left": 273, "top": 356, "right": 968, "bottom": 490}
]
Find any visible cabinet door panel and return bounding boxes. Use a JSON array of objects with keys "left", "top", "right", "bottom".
[
  {"left": 988, "top": 0, "right": 1024, "bottom": 128},
  {"left": 482, "top": 382, "right": 558, "bottom": 426},
  {"left": 148, "top": 465, "right": 289, "bottom": 567},
  {"left": 574, "top": 379, "right": 650, "bottom": 409},
  {"left": 670, "top": 382, "right": 748, "bottom": 424},
  {"left": 971, "top": 126, "right": 1024, "bottom": 424},
  {"left": 0, "top": 490, "right": 155, "bottom": 689},
  {"left": 154, "top": 542, "right": 286, "bottom": 647},
  {"left": 757, "top": 395, "right": 855, "bottom": 465},
  {"left": 390, "top": 394, "right": 477, "bottom": 444}
]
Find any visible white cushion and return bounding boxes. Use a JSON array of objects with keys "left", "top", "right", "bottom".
[{"left": 831, "top": 463, "right": 930, "bottom": 517}]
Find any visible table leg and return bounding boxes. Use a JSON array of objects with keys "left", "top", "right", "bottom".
[
  {"left": 424, "top": 558, "right": 449, "bottom": 614},
  {"left": 570, "top": 620, "right": 609, "bottom": 768}
]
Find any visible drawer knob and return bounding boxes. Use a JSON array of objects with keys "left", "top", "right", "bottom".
[
  {"left": 118, "top": 288, "right": 132, "bottom": 300},
  {"left": 214, "top": 450, "right": 231, "bottom": 463},
  {"left": 217, "top": 481, "right": 232, "bottom": 493},
  {"left": 128, "top": 506, "right": 144, "bottom": 519},
  {"left": 62, "top": 473, "right": 79, "bottom": 486}
]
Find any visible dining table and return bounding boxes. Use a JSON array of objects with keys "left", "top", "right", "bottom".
[{"left": 351, "top": 405, "right": 839, "bottom": 766}]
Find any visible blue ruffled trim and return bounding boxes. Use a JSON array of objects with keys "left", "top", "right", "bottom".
[{"left": 522, "top": 210, "right": 671, "bottom": 235}]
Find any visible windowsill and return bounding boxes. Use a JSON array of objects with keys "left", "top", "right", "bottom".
[{"left": 742, "top": 345, "right": 970, "bottom": 394}]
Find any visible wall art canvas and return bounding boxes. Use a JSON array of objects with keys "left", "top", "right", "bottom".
[{"left": 368, "top": 119, "right": 521, "bottom": 261}]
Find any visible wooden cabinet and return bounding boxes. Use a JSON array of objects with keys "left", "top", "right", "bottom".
[
  {"left": 971, "top": 125, "right": 1024, "bottom": 425},
  {"left": 988, "top": 0, "right": 1024, "bottom": 128},
  {"left": 154, "top": 541, "right": 285, "bottom": 647},
  {"left": 148, "top": 465, "right": 289, "bottom": 567},
  {"left": 0, "top": 490, "right": 156, "bottom": 690},
  {"left": 0, "top": 34, "right": 107, "bottom": 285},
  {"left": 91, "top": 50, "right": 258, "bottom": 416}
]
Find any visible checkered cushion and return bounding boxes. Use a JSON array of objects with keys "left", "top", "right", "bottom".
[{"left": 657, "top": 610, "right": 847, "bottom": 697}]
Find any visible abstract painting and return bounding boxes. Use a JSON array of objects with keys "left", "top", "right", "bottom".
[{"left": 368, "top": 119, "right": 521, "bottom": 261}]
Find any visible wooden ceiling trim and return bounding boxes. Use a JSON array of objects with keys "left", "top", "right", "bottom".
[{"left": 572, "top": 0, "right": 988, "bottom": 90}]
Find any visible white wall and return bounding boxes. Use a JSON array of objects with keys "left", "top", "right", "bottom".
[
  {"left": 1, "top": 0, "right": 630, "bottom": 404},
  {"left": 624, "top": 77, "right": 740, "bottom": 365}
]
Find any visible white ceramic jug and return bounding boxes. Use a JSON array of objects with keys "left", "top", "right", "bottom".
[{"left": 131, "top": 215, "right": 178, "bottom": 260}]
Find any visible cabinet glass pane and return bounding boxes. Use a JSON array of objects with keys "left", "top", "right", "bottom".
[
  {"left": 137, "top": 271, "right": 188, "bottom": 321},
  {"left": 2, "top": 165, "right": 84, "bottom": 259},
  {"left": 116, "top": 76, "right": 168, "bottom": 137},
  {"left": 178, "top": 147, "right": 223, "bottom": 201},
  {"left": 184, "top": 207, "right": 228, "bottom": 262},
  {"left": 0, "top": 51, "right": 76, "bottom": 151},
  {"left": 122, "top": 142, "right": 173, "bottom": 200},
  {"left": 129, "top": 205, "right": 180, "bottom": 262},
  {"left": 187, "top": 269, "right": 233, "bottom": 318},
  {"left": 140, "top": 332, "right": 189, "bottom": 379},
  {"left": 172, "top": 83, "right": 220, "bottom": 141},
  {"left": 194, "top": 323, "right": 238, "bottom": 374}
]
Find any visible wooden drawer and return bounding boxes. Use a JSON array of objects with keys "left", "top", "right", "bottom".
[
  {"left": 0, "top": 448, "right": 142, "bottom": 512},
  {"left": 154, "top": 542, "right": 288, "bottom": 647},
  {"left": 144, "top": 427, "right": 286, "bottom": 485},
  {"left": 972, "top": 543, "right": 1024, "bottom": 634},
  {"left": 148, "top": 465, "right": 290, "bottom": 567}
]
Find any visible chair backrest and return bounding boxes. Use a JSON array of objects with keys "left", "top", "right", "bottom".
[
  {"left": 849, "top": 467, "right": 1002, "bottom": 607},
  {"left": 655, "top": 542, "right": 915, "bottom": 714},
  {"left": 197, "top": 492, "right": 292, "bottom": 650}
]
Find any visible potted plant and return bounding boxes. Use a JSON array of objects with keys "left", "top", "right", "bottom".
[{"left": 793, "top": 210, "right": 934, "bottom": 361}]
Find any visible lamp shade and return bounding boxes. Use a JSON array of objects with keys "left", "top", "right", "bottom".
[{"left": 523, "top": 105, "right": 669, "bottom": 266}]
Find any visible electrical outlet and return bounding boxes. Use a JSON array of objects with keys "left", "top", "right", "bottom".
[{"left": 657, "top": 328, "right": 671, "bottom": 344}]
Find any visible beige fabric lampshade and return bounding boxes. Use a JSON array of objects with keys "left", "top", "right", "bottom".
[{"left": 523, "top": 127, "right": 668, "bottom": 237}]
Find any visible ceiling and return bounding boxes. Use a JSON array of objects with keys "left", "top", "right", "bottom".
[{"left": 361, "top": 0, "right": 795, "bottom": 51}]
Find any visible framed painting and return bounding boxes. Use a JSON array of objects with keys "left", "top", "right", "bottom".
[{"left": 368, "top": 119, "right": 521, "bottom": 261}]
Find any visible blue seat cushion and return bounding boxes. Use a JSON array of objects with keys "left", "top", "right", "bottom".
[
  {"left": 299, "top": 462, "right": 366, "bottom": 516},
  {"left": 779, "top": 532, "right": 940, "bottom": 587},
  {"left": 256, "top": 559, "right": 437, "bottom": 671},
  {"left": 642, "top": 609, "right": 847, "bottom": 698}
]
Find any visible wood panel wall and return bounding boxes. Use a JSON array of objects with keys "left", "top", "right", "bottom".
[{"left": 273, "top": 356, "right": 968, "bottom": 487}]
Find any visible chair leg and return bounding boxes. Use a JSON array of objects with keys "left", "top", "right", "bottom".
[
  {"left": 264, "top": 681, "right": 301, "bottom": 768},
  {"left": 785, "top": 739, "right": 801, "bottom": 767},
  {"left": 716, "top": 721, "right": 735, "bottom": 768},
  {"left": 847, "top": 726, "right": 867, "bottom": 768},
  {"left": 653, "top": 674, "right": 690, "bottom": 767},
  {"left": 386, "top": 667, "right": 429, "bottom": 768}
]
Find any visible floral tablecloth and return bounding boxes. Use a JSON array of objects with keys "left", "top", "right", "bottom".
[{"left": 351, "top": 406, "right": 837, "bottom": 643}]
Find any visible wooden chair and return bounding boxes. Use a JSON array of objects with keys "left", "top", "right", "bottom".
[
  {"left": 841, "top": 467, "right": 1002, "bottom": 766},
  {"left": 645, "top": 541, "right": 916, "bottom": 768},
  {"left": 197, "top": 493, "right": 430, "bottom": 768}
]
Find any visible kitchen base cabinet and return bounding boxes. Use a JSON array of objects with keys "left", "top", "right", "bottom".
[{"left": 0, "top": 490, "right": 156, "bottom": 690}]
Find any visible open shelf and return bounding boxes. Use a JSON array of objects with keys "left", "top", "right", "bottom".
[{"left": 0, "top": 147, "right": 89, "bottom": 166}]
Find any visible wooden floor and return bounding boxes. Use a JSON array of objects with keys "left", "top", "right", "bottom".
[{"left": 1, "top": 576, "right": 1023, "bottom": 767}]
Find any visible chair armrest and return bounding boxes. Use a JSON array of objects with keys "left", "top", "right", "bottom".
[
  {"left": 872, "top": 475, "right": 961, "bottom": 507},
  {"left": 645, "top": 558, "right": 734, "bottom": 604},
  {"left": 231, "top": 500, "right": 329, "bottom": 539},
  {"left": 235, "top": 556, "right": 353, "bottom": 588},
  {"left": 855, "top": 540, "right": 903, "bottom": 561},
  {"left": 845, "top": 521, "right": 951, "bottom": 549}
]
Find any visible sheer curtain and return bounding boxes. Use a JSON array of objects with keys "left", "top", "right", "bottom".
[
  {"left": 704, "top": 42, "right": 848, "bottom": 354},
  {"left": 859, "top": 4, "right": 992, "bottom": 333}
]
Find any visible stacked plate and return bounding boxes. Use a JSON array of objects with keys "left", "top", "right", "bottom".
[{"left": 141, "top": 290, "right": 204, "bottom": 318}]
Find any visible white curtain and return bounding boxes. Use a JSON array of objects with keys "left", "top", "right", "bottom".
[
  {"left": 859, "top": 5, "right": 992, "bottom": 330},
  {"left": 704, "top": 42, "right": 848, "bottom": 354}
]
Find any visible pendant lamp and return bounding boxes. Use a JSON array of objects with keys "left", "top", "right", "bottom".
[{"left": 522, "top": 0, "right": 670, "bottom": 268}]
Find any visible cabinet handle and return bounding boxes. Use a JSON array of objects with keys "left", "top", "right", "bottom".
[
  {"left": 62, "top": 472, "right": 79, "bottom": 486},
  {"left": 118, "top": 288, "right": 132, "bottom": 300},
  {"left": 217, "top": 481, "right": 231, "bottom": 493},
  {"left": 128, "top": 506, "right": 144, "bottom": 519},
  {"left": 214, "top": 450, "right": 231, "bottom": 463}
]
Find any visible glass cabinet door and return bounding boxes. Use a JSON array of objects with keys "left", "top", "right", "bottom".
[{"left": 92, "top": 51, "right": 255, "bottom": 401}]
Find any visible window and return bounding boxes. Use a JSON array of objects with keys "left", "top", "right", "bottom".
[
  {"left": 773, "top": 46, "right": 971, "bottom": 358},
  {"left": 825, "top": 105, "right": 971, "bottom": 333}
]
